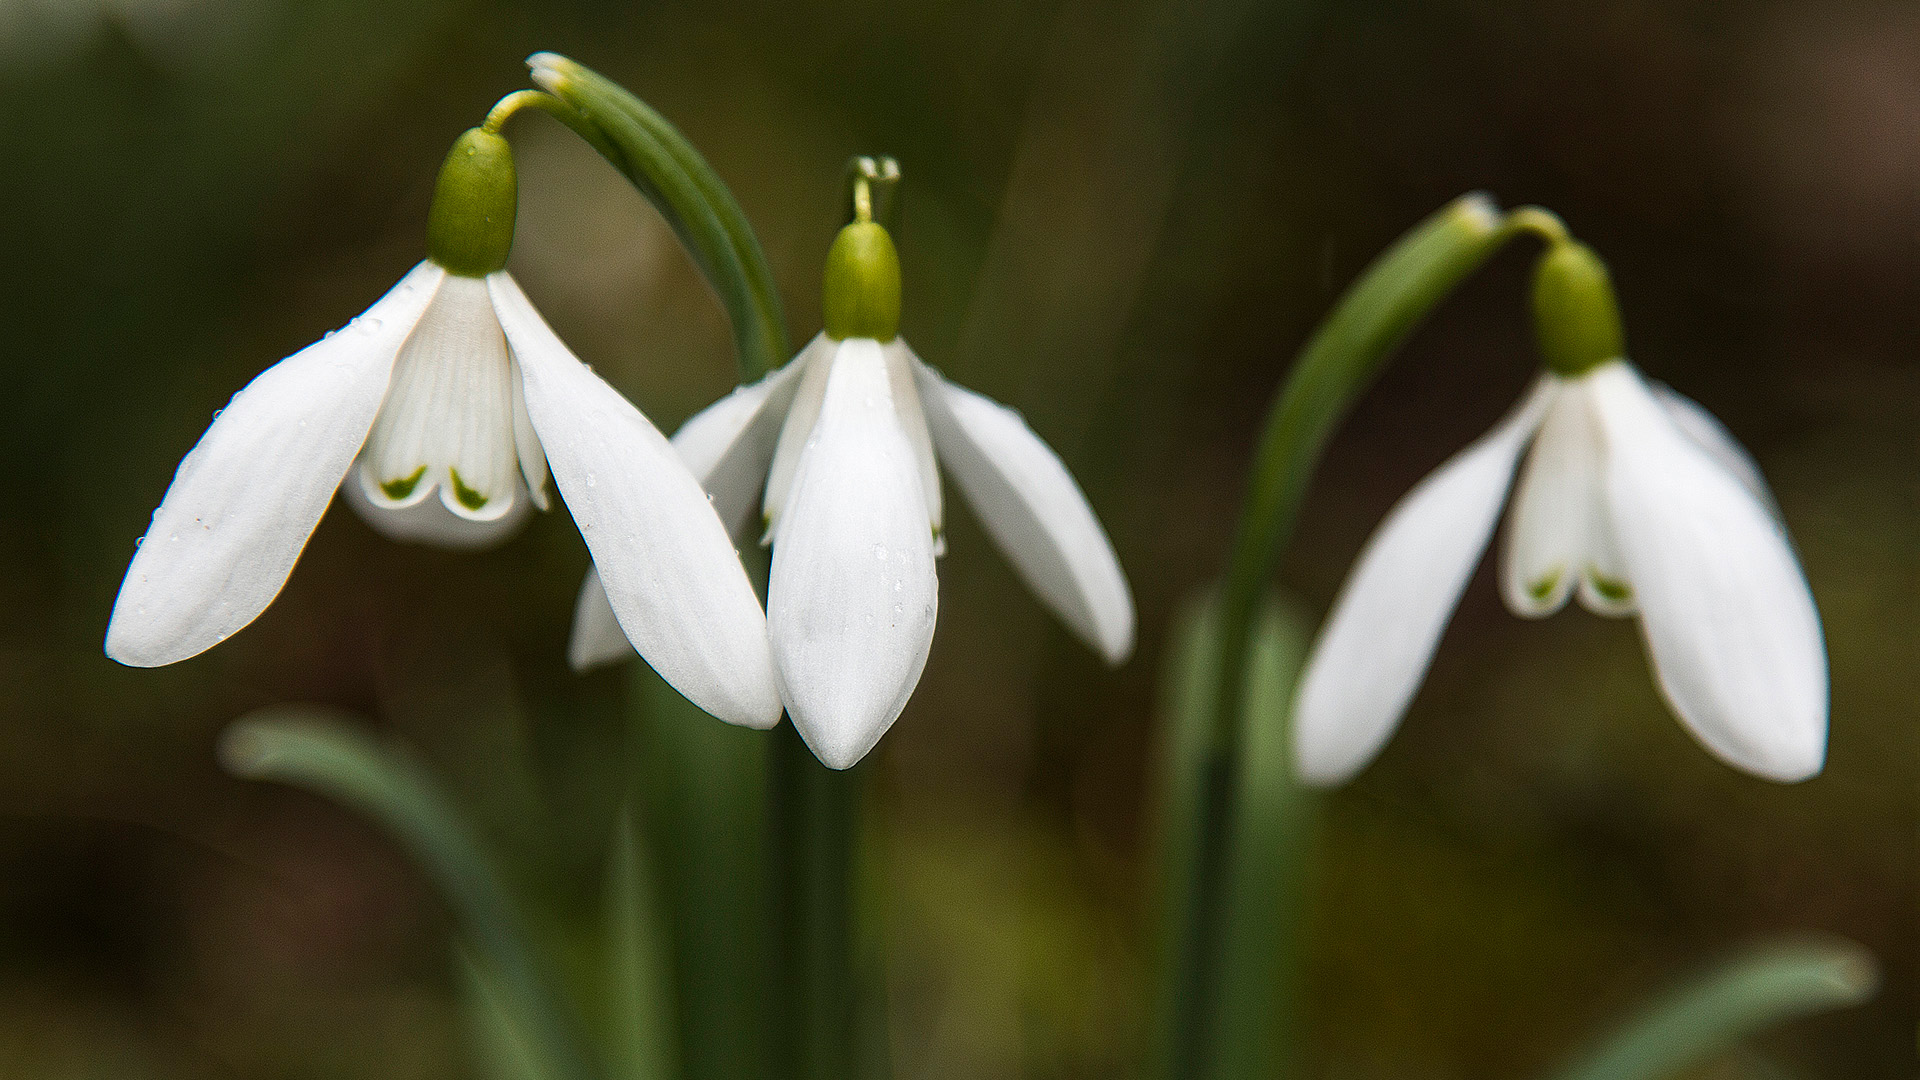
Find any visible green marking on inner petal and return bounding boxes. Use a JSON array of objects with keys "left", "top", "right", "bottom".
[
  {"left": 381, "top": 466, "right": 427, "bottom": 501},
  {"left": 1587, "top": 570, "right": 1632, "bottom": 603},
  {"left": 1527, "top": 569, "right": 1562, "bottom": 603},
  {"left": 449, "top": 469, "right": 489, "bottom": 511}
]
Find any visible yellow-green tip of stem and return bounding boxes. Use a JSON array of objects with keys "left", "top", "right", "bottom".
[
  {"left": 1532, "top": 238, "right": 1624, "bottom": 377},
  {"left": 823, "top": 221, "right": 901, "bottom": 341},
  {"left": 427, "top": 128, "right": 518, "bottom": 278}
]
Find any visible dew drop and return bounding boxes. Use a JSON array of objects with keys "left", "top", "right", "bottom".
[
  {"left": 892, "top": 603, "right": 903, "bottom": 617},
  {"left": 133, "top": 537, "right": 143, "bottom": 548},
  {"left": 211, "top": 408, "right": 223, "bottom": 420},
  {"left": 585, "top": 472, "right": 597, "bottom": 488},
  {"left": 364, "top": 317, "right": 383, "bottom": 331},
  {"left": 323, "top": 329, "right": 336, "bottom": 339},
  {"left": 872, "top": 544, "right": 887, "bottom": 561}
]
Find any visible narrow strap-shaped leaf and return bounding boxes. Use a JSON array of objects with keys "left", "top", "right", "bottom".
[
  {"left": 1144, "top": 595, "right": 1226, "bottom": 1075},
  {"left": 220, "top": 710, "right": 600, "bottom": 1080},
  {"left": 1548, "top": 939, "right": 1877, "bottom": 1080},
  {"left": 1146, "top": 595, "right": 1316, "bottom": 1080},
  {"left": 528, "top": 53, "right": 788, "bottom": 378},
  {"left": 1207, "top": 598, "right": 1316, "bottom": 1080},
  {"left": 605, "top": 809, "right": 680, "bottom": 1080}
]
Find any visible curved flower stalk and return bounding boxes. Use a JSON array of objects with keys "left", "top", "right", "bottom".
[
  {"left": 573, "top": 204, "right": 1135, "bottom": 768},
  {"left": 1293, "top": 238, "right": 1826, "bottom": 784},
  {"left": 106, "top": 121, "right": 781, "bottom": 731}
]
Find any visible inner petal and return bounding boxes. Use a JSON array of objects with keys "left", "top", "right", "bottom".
[
  {"left": 882, "top": 339, "right": 944, "bottom": 553},
  {"left": 357, "top": 274, "right": 523, "bottom": 522},
  {"left": 761, "top": 333, "right": 839, "bottom": 541},
  {"left": 1501, "top": 380, "right": 1620, "bottom": 618}
]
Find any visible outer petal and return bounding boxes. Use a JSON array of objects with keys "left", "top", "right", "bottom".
[
  {"left": 1590, "top": 363, "right": 1826, "bottom": 781},
  {"left": 1649, "top": 381, "right": 1780, "bottom": 521},
  {"left": 490, "top": 273, "right": 782, "bottom": 730},
  {"left": 673, "top": 349, "right": 810, "bottom": 541},
  {"left": 768, "top": 338, "right": 938, "bottom": 769},
  {"left": 911, "top": 357, "right": 1134, "bottom": 664},
  {"left": 567, "top": 566, "right": 636, "bottom": 672},
  {"left": 1291, "top": 378, "right": 1554, "bottom": 785},
  {"left": 883, "top": 340, "right": 943, "bottom": 547},
  {"left": 105, "top": 261, "right": 445, "bottom": 666}
]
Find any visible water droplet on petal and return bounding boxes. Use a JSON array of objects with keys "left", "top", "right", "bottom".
[
  {"left": 872, "top": 544, "right": 887, "bottom": 561},
  {"left": 211, "top": 408, "right": 223, "bottom": 420},
  {"left": 585, "top": 472, "right": 597, "bottom": 488},
  {"left": 133, "top": 537, "right": 143, "bottom": 548},
  {"left": 364, "top": 317, "right": 383, "bottom": 331}
]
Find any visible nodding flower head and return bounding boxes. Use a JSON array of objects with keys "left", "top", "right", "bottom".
[
  {"left": 1291, "top": 237, "right": 1826, "bottom": 786},
  {"left": 107, "top": 124, "right": 781, "bottom": 732},
  {"left": 571, "top": 209, "right": 1135, "bottom": 769}
]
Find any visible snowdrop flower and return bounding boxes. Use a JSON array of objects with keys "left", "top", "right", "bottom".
[
  {"left": 1294, "top": 238, "right": 1826, "bottom": 784},
  {"left": 106, "top": 126, "right": 781, "bottom": 730},
  {"left": 571, "top": 210, "right": 1134, "bottom": 768}
]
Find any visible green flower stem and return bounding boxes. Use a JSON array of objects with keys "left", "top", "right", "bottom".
[
  {"left": 1548, "top": 940, "right": 1877, "bottom": 1080},
  {"left": 527, "top": 54, "right": 788, "bottom": 378},
  {"left": 220, "top": 710, "right": 600, "bottom": 1080},
  {"left": 1162, "top": 193, "right": 1548, "bottom": 1080},
  {"left": 630, "top": 663, "right": 773, "bottom": 1080},
  {"left": 769, "top": 725, "right": 865, "bottom": 1080}
]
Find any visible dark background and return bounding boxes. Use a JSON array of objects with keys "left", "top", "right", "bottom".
[{"left": 0, "top": 0, "right": 1912, "bottom": 1076}]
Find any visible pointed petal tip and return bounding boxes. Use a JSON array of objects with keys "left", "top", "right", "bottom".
[{"left": 788, "top": 706, "right": 885, "bottom": 770}]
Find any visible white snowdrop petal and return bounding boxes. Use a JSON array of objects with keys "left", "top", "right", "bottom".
[
  {"left": 1292, "top": 378, "right": 1554, "bottom": 785},
  {"left": 568, "top": 565, "right": 639, "bottom": 672},
  {"left": 883, "top": 340, "right": 943, "bottom": 544},
  {"left": 671, "top": 350, "right": 809, "bottom": 542},
  {"left": 491, "top": 272, "right": 782, "bottom": 730},
  {"left": 1591, "top": 363, "right": 1826, "bottom": 782},
  {"left": 762, "top": 333, "right": 837, "bottom": 539},
  {"left": 105, "top": 261, "right": 445, "bottom": 667},
  {"left": 1649, "top": 381, "right": 1780, "bottom": 521},
  {"left": 1500, "top": 380, "right": 1588, "bottom": 618},
  {"left": 911, "top": 356, "right": 1133, "bottom": 664},
  {"left": 510, "top": 352, "right": 550, "bottom": 511},
  {"left": 768, "top": 338, "right": 938, "bottom": 769}
]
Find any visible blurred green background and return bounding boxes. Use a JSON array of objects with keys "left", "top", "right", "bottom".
[{"left": 0, "top": 0, "right": 1912, "bottom": 1076}]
